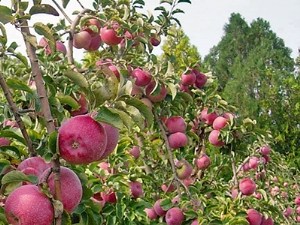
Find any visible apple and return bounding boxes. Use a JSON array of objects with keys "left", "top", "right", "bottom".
[
  {"left": 84, "top": 34, "right": 102, "bottom": 51},
  {"left": 39, "top": 37, "right": 66, "bottom": 55},
  {"left": 212, "top": 116, "right": 228, "bottom": 130},
  {"left": 145, "top": 81, "right": 168, "bottom": 103},
  {"left": 70, "top": 93, "right": 89, "bottom": 116},
  {"left": 179, "top": 84, "right": 190, "bottom": 93},
  {"left": 161, "top": 183, "right": 176, "bottom": 193},
  {"left": 97, "top": 122, "right": 119, "bottom": 160},
  {"left": 40, "top": 166, "right": 82, "bottom": 212},
  {"left": 100, "top": 22, "right": 123, "bottom": 46},
  {"left": 3, "top": 119, "right": 19, "bottom": 128},
  {"left": 56, "top": 41, "right": 67, "bottom": 55},
  {"left": 176, "top": 159, "right": 193, "bottom": 180},
  {"left": 131, "top": 68, "right": 152, "bottom": 87},
  {"left": 283, "top": 207, "right": 293, "bottom": 217},
  {"left": 193, "top": 69, "right": 207, "bottom": 88},
  {"left": 195, "top": 154, "right": 211, "bottom": 170},
  {"left": 153, "top": 199, "right": 167, "bottom": 216},
  {"left": 17, "top": 156, "right": 50, "bottom": 177},
  {"left": 101, "top": 190, "right": 117, "bottom": 204},
  {"left": 246, "top": 209, "right": 262, "bottom": 225},
  {"left": 58, "top": 115, "right": 107, "bottom": 164},
  {"left": 181, "top": 72, "right": 196, "bottom": 86},
  {"left": 261, "top": 217, "right": 274, "bottom": 225},
  {"left": 4, "top": 185, "right": 54, "bottom": 225},
  {"left": 200, "top": 108, "right": 218, "bottom": 125},
  {"left": 83, "top": 18, "right": 101, "bottom": 35},
  {"left": 129, "top": 146, "right": 141, "bottom": 159},
  {"left": 260, "top": 145, "right": 271, "bottom": 155},
  {"left": 129, "top": 181, "right": 143, "bottom": 198},
  {"left": 208, "top": 130, "right": 225, "bottom": 147},
  {"left": 165, "top": 116, "right": 186, "bottom": 134},
  {"left": 73, "top": 31, "right": 92, "bottom": 49},
  {"left": 248, "top": 156, "right": 259, "bottom": 170},
  {"left": 0, "top": 137, "right": 11, "bottom": 147},
  {"left": 296, "top": 206, "right": 300, "bottom": 214},
  {"left": 168, "top": 132, "right": 188, "bottom": 149},
  {"left": 150, "top": 33, "right": 161, "bottom": 46},
  {"left": 191, "top": 219, "right": 199, "bottom": 225},
  {"left": 231, "top": 188, "right": 239, "bottom": 199},
  {"left": 253, "top": 192, "right": 262, "bottom": 200},
  {"left": 91, "top": 192, "right": 106, "bottom": 209},
  {"left": 239, "top": 177, "right": 256, "bottom": 196},
  {"left": 165, "top": 207, "right": 184, "bottom": 225},
  {"left": 145, "top": 208, "right": 158, "bottom": 220},
  {"left": 243, "top": 162, "right": 250, "bottom": 171},
  {"left": 140, "top": 97, "right": 153, "bottom": 109}
]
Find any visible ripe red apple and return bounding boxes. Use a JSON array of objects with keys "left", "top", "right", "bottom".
[
  {"left": 168, "top": 132, "right": 188, "bottom": 149},
  {"left": 39, "top": 37, "right": 66, "bottom": 55},
  {"left": 97, "top": 122, "right": 119, "bottom": 160},
  {"left": 296, "top": 206, "right": 300, "bottom": 214},
  {"left": 70, "top": 93, "right": 89, "bottom": 117},
  {"left": 212, "top": 116, "right": 228, "bottom": 130},
  {"left": 165, "top": 207, "right": 184, "bottom": 225},
  {"left": 231, "top": 188, "right": 239, "bottom": 199},
  {"left": 191, "top": 219, "right": 199, "bottom": 225},
  {"left": 101, "top": 190, "right": 117, "bottom": 204},
  {"left": 150, "top": 33, "right": 161, "bottom": 46},
  {"left": 5, "top": 185, "right": 54, "bottom": 225},
  {"left": 73, "top": 31, "right": 92, "bottom": 49},
  {"left": 283, "top": 206, "right": 293, "bottom": 217},
  {"left": 58, "top": 115, "right": 107, "bottom": 164},
  {"left": 195, "top": 154, "right": 211, "bottom": 170},
  {"left": 129, "top": 146, "right": 141, "bottom": 159},
  {"left": 193, "top": 69, "right": 207, "bottom": 88},
  {"left": 100, "top": 23, "right": 123, "bottom": 46},
  {"left": 84, "top": 34, "right": 102, "bottom": 51},
  {"left": 246, "top": 209, "right": 262, "bottom": 225},
  {"left": 239, "top": 177, "right": 256, "bottom": 196},
  {"left": 3, "top": 119, "right": 19, "bottom": 128},
  {"left": 83, "top": 18, "right": 101, "bottom": 35},
  {"left": 176, "top": 159, "right": 193, "bottom": 180},
  {"left": 165, "top": 116, "right": 186, "bottom": 134},
  {"left": 17, "top": 156, "right": 50, "bottom": 177},
  {"left": 260, "top": 217, "right": 274, "bottom": 225},
  {"left": 248, "top": 156, "right": 259, "bottom": 170},
  {"left": 145, "top": 208, "right": 158, "bottom": 220},
  {"left": 260, "top": 145, "right": 271, "bottom": 155},
  {"left": 242, "top": 162, "right": 250, "bottom": 171},
  {"left": 0, "top": 137, "right": 11, "bottom": 146},
  {"left": 129, "top": 181, "right": 143, "bottom": 198},
  {"left": 200, "top": 108, "right": 218, "bottom": 125},
  {"left": 153, "top": 199, "right": 167, "bottom": 216},
  {"left": 131, "top": 68, "right": 152, "bottom": 86},
  {"left": 40, "top": 166, "right": 82, "bottom": 212},
  {"left": 208, "top": 130, "right": 225, "bottom": 147},
  {"left": 181, "top": 72, "right": 196, "bottom": 86},
  {"left": 161, "top": 183, "right": 176, "bottom": 193},
  {"left": 145, "top": 81, "right": 168, "bottom": 103}
]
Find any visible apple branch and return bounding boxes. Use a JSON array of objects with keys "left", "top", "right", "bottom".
[
  {"left": 0, "top": 72, "right": 35, "bottom": 156},
  {"left": 51, "top": 0, "right": 72, "bottom": 24}
]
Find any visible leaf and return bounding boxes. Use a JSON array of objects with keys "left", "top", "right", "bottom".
[
  {"left": 0, "top": 146, "right": 21, "bottom": 157},
  {"left": 172, "top": 8, "right": 185, "bottom": 15},
  {"left": 0, "top": 5, "right": 13, "bottom": 24},
  {"left": 48, "top": 131, "right": 58, "bottom": 154},
  {"left": 124, "top": 98, "right": 154, "bottom": 126},
  {"left": 0, "top": 130, "right": 26, "bottom": 145},
  {"left": 1, "top": 170, "right": 31, "bottom": 186},
  {"left": 56, "top": 94, "right": 80, "bottom": 110},
  {"left": 6, "top": 78, "right": 33, "bottom": 94},
  {"left": 0, "top": 159, "right": 10, "bottom": 174},
  {"left": 33, "top": 0, "right": 42, "bottom": 5},
  {"left": 95, "top": 107, "right": 123, "bottom": 129},
  {"left": 12, "top": 52, "right": 29, "bottom": 68},
  {"left": 0, "top": 23, "right": 7, "bottom": 45},
  {"left": 64, "top": 70, "right": 89, "bottom": 89},
  {"left": 107, "top": 108, "right": 133, "bottom": 129},
  {"left": 62, "top": 0, "right": 71, "bottom": 8},
  {"left": 33, "top": 22, "right": 55, "bottom": 52},
  {"left": 160, "top": 0, "right": 173, "bottom": 4},
  {"left": 61, "top": 210, "right": 72, "bottom": 225},
  {"left": 178, "top": 0, "right": 191, "bottom": 3},
  {"left": 29, "top": 4, "right": 59, "bottom": 16},
  {"left": 167, "top": 82, "right": 177, "bottom": 100}
]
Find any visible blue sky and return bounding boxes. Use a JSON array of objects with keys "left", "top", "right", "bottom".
[{"left": 2, "top": 0, "right": 300, "bottom": 58}]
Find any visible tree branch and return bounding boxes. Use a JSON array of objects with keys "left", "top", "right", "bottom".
[{"left": 52, "top": 0, "right": 72, "bottom": 24}]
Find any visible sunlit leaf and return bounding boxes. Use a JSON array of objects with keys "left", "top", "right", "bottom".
[{"left": 29, "top": 4, "right": 59, "bottom": 16}]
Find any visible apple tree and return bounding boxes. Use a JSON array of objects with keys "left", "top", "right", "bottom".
[{"left": 0, "top": 0, "right": 299, "bottom": 225}]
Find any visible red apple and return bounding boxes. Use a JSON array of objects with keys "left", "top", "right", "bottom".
[
  {"left": 153, "top": 199, "right": 167, "bottom": 216},
  {"left": 191, "top": 219, "right": 199, "bottom": 225},
  {"left": 195, "top": 154, "right": 211, "bottom": 170},
  {"left": 145, "top": 81, "right": 168, "bottom": 103},
  {"left": 283, "top": 207, "right": 293, "bottom": 217},
  {"left": 129, "top": 146, "right": 141, "bottom": 159},
  {"left": 176, "top": 159, "right": 193, "bottom": 180},
  {"left": 4, "top": 185, "right": 54, "bottom": 225},
  {"left": 70, "top": 93, "right": 89, "bottom": 116},
  {"left": 100, "top": 23, "right": 123, "bottom": 46},
  {"left": 129, "top": 181, "right": 143, "bottom": 198},
  {"left": 58, "top": 115, "right": 107, "bottom": 164},
  {"left": 246, "top": 209, "right": 262, "bottom": 225},
  {"left": 212, "top": 116, "right": 228, "bottom": 130},
  {"left": 17, "top": 156, "right": 50, "bottom": 177},
  {"left": 150, "top": 34, "right": 161, "bottom": 46},
  {"left": 208, "top": 130, "right": 225, "bottom": 147},
  {"left": 73, "top": 31, "right": 92, "bottom": 49},
  {"left": 239, "top": 177, "right": 256, "bottom": 196},
  {"left": 249, "top": 156, "right": 259, "bottom": 170},
  {"left": 193, "top": 69, "right": 207, "bottom": 88},
  {"left": 98, "top": 122, "right": 119, "bottom": 160},
  {"left": 260, "top": 145, "right": 271, "bottom": 155},
  {"left": 168, "top": 132, "right": 188, "bottom": 149},
  {"left": 131, "top": 68, "right": 152, "bottom": 87},
  {"left": 181, "top": 72, "right": 196, "bottom": 86},
  {"left": 140, "top": 97, "right": 153, "bottom": 109},
  {"left": 0, "top": 137, "right": 11, "bottom": 147},
  {"left": 296, "top": 206, "right": 300, "bottom": 214},
  {"left": 200, "top": 108, "right": 218, "bottom": 125},
  {"left": 101, "top": 190, "right": 117, "bottom": 204},
  {"left": 261, "top": 217, "right": 274, "bottom": 225},
  {"left": 165, "top": 207, "right": 184, "bottom": 225},
  {"left": 161, "top": 183, "right": 176, "bottom": 193},
  {"left": 84, "top": 34, "right": 102, "bottom": 51},
  {"left": 83, "top": 18, "right": 101, "bottom": 35},
  {"left": 145, "top": 208, "right": 158, "bottom": 220},
  {"left": 165, "top": 116, "right": 186, "bottom": 134}
]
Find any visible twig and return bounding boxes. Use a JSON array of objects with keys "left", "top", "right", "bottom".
[
  {"left": 231, "top": 150, "right": 238, "bottom": 187},
  {"left": 0, "top": 72, "right": 36, "bottom": 156},
  {"left": 52, "top": 0, "right": 72, "bottom": 24},
  {"left": 76, "top": 0, "right": 85, "bottom": 9}
]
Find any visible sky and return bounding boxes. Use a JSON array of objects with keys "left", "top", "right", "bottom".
[{"left": 1, "top": 0, "right": 300, "bottom": 58}]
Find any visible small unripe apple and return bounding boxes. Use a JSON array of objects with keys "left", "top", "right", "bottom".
[
  {"left": 168, "top": 132, "right": 188, "bottom": 149},
  {"left": 261, "top": 217, "right": 274, "bottom": 225},
  {"left": 131, "top": 68, "right": 152, "bottom": 87},
  {"left": 144, "top": 208, "right": 158, "bottom": 220},
  {"left": 208, "top": 130, "right": 225, "bottom": 147},
  {"left": 212, "top": 116, "right": 228, "bottom": 130},
  {"left": 270, "top": 186, "right": 280, "bottom": 196},
  {"left": 153, "top": 199, "right": 167, "bottom": 216},
  {"left": 239, "top": 177, "right": 256, "bottom": 196},
  {"left": 253, "top": 192, "right": 262, "bottom": 200},
  {"left": 181, "top": 72, "right": 196, "bottom": 86},
  {"left": 176, "top": 159, "right": 193, "bottom": 180},
  {"left": 246, "top": 209, "right": 262, "bottom": 225},
  {"left": 200, "top": 108, "right": 218, "bottom": 125},
  {"left": 195, "top": 154, "right": 211, "bottom": 170},
  {"left": 129, "top": 181, "right": 143, "bottom": 198},
  {"left": 100, "top": 23, "right": 123, "bottom": 45},
  {"left": 129, "top": 146, "right": 141, "bottom": 159},
  {"left": 150, "top": 33, "right": 161, "bottom": 46},
  {"left": 165, "top": 207, "right": 184, "bottom": 225},
  {"left": 145, "top": 81, "right": 168, "bottom": 102},
  {"left": 165, "top": 116, "right": 186, "bottom": 134},
  {"left": 73, "top": 31, "right": 92, "bottom": 49},
  {"left": 4, "top": 185, "right": 54, "bottom": 225}
]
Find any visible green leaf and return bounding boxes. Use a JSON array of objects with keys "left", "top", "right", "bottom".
[
  {"left": 0, "top": 130, "right": 26, "bottom": 145},
  {"left": 61, "top": 210, "right": 72, "bottom": 225},
  {"left": 29, "top": 4, "right": 59, "bottom": 16},
  {"left": 95, "top": 107, "right": 123, "bottom": 129},
  {"left": 0, "top": 23, "right": 7, "bottom": 45},
  {"left": 0, "top": 5, "right": 13, "bottom": 24},
  {"left": 172, "top": 8, "right": 185, "bottom": 15},
  {"left": 160, "top": 198, "right": 172, "bottom": 211},
  {"left": 33, "top": 22, "right": 55, "bottom": 52},
  {"left": 56, "top": 94, "right": 80, "bottom": 110},
  {"left": 64, "top": 70, "right": 89, "bottom": 89},
  {"left": 48, "top": 131, "right": 58, "bottom": 154},
  {"left": 0, "top": 159, "right": 10, "bottom": 174},
  {"left": 228, "top": 217, "right": 249, "bottom": 225},
  {"left": 6, "top": 78, "right": 33, "bottom": 94},
  {"left": 178, "top": 0, "right": 191, "bottom": 3},
  {"left": 62, "top": 0, "right": 71, "bottom": 8},
  {"left": 1, "top": 170, "right": 31, "bottom": 186},
  {"left": 167, "top": 82, "right": 177, "bottom": 100},
  {"left": 160, "top": 0, "right": 173, "bottom": 4},
  {"left": 124, "top": 98, "right": 154, "bottom": 126},
  {"left": 12, "top": 52, "right": 29, "bottom": 68},
  {"left": 33, "top": 0, "right": 42, "bottom": 5},
  {"left": 0, "top": 146, "right": 21, "bottom": 157},
  {"left": 107, "top": 108, "right": 133, "bottom": 129}
]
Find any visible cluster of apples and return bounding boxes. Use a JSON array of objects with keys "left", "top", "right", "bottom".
[
  {"left": 246, "top": 209, "right": 274, "bottom": 225},
  {"left": 180, "top": 69, "right": 208, "bottom": 92},
  {"left": 4, "top": 157, "right": 82, "bottom": 225},
  {"left": 145, "top": 199, "right": 185, "bottom": 225},
  {"left": 38, "top": 37, "right": 67, "bottom": 56},
  {"left": 165, "top": 116, "right": 188, "bottom": 149}
]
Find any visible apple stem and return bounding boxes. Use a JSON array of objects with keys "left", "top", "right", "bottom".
[
  {"left": 0, "top": 72, "right": 36, "bottom": 156},
  {"left": 51, "top": 0, "right": 72, "bottom": 24}
]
